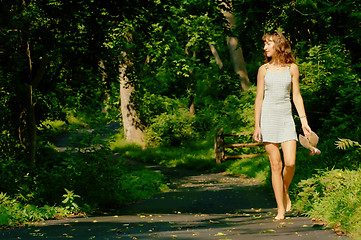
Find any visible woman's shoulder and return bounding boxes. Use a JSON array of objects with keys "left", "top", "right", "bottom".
[
  {"left": 258, "top": 63, "right": 268, "bottom": 72},
  {"left": 289, "top": 63, "right": 299, "bottom": 73},
  {"left": 257, "top": 64, "right": 268, "bottom": 80}
]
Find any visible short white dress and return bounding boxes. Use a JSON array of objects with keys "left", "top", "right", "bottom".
[{"left": 260, "top": 65, "right": 297, "bottom": 143}]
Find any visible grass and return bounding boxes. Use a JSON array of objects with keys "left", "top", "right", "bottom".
[
  {"left": 110, "top": 131, "right": 271, "bottom": 182},
  {"left": 224, "top": 155, "right": 270, "bottom": 182},
  {"left": 111, "top": 133, "right": 218, "bottom": 171}
]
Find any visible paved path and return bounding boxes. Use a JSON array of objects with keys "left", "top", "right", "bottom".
[{"left": 0, "top": 163, "right": 349, "bottom": 240}]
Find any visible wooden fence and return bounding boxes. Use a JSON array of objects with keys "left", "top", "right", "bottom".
[{"left": 215, "top": 129, "right": 264, "bottom": 164}]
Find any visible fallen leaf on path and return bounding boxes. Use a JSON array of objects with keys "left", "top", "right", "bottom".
[
  {"left": 336, "top": 231, "right": 343, "bottom": 235},
  {"left": 261, "top": 229, "right": 276, "bottom": 233},
  {"left": 209, "top": 220, "right": 220, "bottom": 224},
  {"left": 214, "top": 232, "right": 227, "bottom": 236}
]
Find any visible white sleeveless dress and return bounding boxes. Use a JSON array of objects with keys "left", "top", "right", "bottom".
[{"left": 260, "top": 65, "right": 297, "bottom": 143}]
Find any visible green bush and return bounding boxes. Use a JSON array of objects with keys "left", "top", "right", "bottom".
[
  {"left": 146, "top": 108, "right": 198, "bottom": 147},
  {"left": 38, "top": 134, "right": 170, "bottom": 209},
  {"left": 299, "top": 39, "right": 361, "bottom": 149},
  {"left": 294, "top": 168, "right": 361, "bottom": 238},
  {"left": 195, "top": 89, "right": 256, "bottom": 136},
  {"left": 0, "top": 192, "right": 70, "bottom": 227}
]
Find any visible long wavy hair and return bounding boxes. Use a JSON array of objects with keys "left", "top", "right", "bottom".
[{"left": 262, "top": 32, "right": 295, "bottom": 64}]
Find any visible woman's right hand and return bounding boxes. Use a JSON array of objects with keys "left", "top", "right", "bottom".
[
  {"left": 302, "top": 124, "right": 312, "bottom": 138},
  {"left": 253, "top": 127, "right": 262, "bottom": 142}
]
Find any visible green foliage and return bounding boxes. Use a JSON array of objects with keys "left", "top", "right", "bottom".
[
  {"left": 295, "top": 40, "right": 361, "bottom": 172},
  {"left": 336, "top": 139, "right": 361, "bottom": 151},
  {"left": 1, "top": 0, "right": 361, "bottom": 236},
  {"left": 115, "top": 137, "right": 216, "bottom": 171},
  {"left": 120, "top": 170, "right": 170, "bottom": 200},
  {"left": 62, "top": 188, "right": 80, "bottom": 213},
  {"left": 298, "top": 39, "right": 361, "bottom": 134},
  {"left": 146, "top": 108, "right": 198, "bottom": 147},
  {"left": 193, "top": 86, "right": 257, "bottom": 135},
  {"left": 294, "top": 168, "right": 361, "bottom": 237},
  {"left": 224, "top": 155, "right": 270, "bottom": 183},
  {"left": 42, "top": 131, "right": 169, "bottom": 209},
  {"left": 0, "top": 121, "right": 170, "bottom": 228},
  {"left": 0, "top": 192, "right": 69, "bottom": 227}
]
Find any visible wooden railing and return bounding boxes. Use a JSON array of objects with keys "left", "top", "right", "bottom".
[{"left": 215, "top": 129, "right": 264, "bottom": 164}]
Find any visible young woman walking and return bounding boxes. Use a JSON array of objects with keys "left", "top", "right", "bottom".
[{"left": 253, "top": 32, "right": 312, "bottom": 220}]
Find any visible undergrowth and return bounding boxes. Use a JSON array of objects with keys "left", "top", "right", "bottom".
[
  {"left": 0, "top": 191, "right": 76, "bottom": 227},
  {"left": 294, "top": 168, "right": 361, "bottom": 239},
  {"left": 293, "top": 139, "right": 361, "bottom": 239}
]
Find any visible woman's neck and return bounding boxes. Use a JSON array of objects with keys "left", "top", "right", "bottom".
[{"left": 269, "top": 59, "right": 283, "bottom": 66}]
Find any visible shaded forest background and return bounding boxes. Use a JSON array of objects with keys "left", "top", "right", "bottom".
[{"left": 1, "top": 0, "right": 361, "bottom": 234}]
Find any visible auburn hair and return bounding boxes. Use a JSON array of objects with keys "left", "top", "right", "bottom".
[{"left": 262, "top": 32, "right": 295, "bottom": 64}]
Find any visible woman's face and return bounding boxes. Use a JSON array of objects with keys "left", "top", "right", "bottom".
[{"left": 264, "top": 39, "right": 276, "bottom": 58}]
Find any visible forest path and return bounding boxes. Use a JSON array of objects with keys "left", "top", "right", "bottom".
[
  {"left": 1, "top": 124, "right": 349, "bottom": 240},
  {"left": 1, "top": 164, "right": 349, "bottom": 240}
]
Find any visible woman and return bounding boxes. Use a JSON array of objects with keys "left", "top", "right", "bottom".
[{"left": 253, "top": 32, "right": 311, "bottom": 220}]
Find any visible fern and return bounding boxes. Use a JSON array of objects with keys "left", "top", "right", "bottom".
[{"left": 335, "top": 138, "right": 361, "bottom": 150}]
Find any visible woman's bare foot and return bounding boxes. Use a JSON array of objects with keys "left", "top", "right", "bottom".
[
  {"left": 274, "top": 208, "right": 285, "bottom": 220},
  {"left": 285, "top": 193, "right": 292, "bottom": 212},
  {"left": 274, "top": 214, "right": 285, "bottom": 220}
]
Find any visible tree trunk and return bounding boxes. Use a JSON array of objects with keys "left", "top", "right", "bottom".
[
  {"left": 119, "top": 55, "right": 145, "bottom": 146},
  {"left": 25, "top": 40, "right": 36, "bottom": 166},
  {"left": 186, "top": 47, "right": 196, "bottom": 117},
  {"left": 99, "top": 60, "right": 110, "bottom": 113},
  {"left": 220, "top": 1, "right": 250, "bottom": 91},
  {"left": 227, "top": 36, "right": 249, "bottom": 91},
  {"left": 209, "top": 43, "right": 224, "bottom": 69}
]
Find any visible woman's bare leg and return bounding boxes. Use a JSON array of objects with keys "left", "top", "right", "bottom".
[
  {"left": 281, "top": 140, "right": 297, "bottom": 212},
  {"left": 264, "top": 143, "right": 285, "bottom": 220}
]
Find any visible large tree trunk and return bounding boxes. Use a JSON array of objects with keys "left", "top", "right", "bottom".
[
  {"left": 119, "top": 55, "right": 145, "bottom": 146},
  {"left": 220, "top": 1, "right": 250, "bottom": 91}
]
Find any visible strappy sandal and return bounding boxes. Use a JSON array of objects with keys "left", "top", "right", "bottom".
[{"left": 299, "top": 131, "right": 321, "bottom": 156}]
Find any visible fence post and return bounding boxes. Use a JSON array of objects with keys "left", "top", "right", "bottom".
[
  {"left": 215, "top": 129, "right": 264, "bottom": 163},
  {"left": 215, "top": 128, "right": 225, "bottom": 164}
]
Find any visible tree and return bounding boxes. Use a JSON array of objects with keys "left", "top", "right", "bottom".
[{"left": 219, "top": 0, "right": 250, "bottom": 91}]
